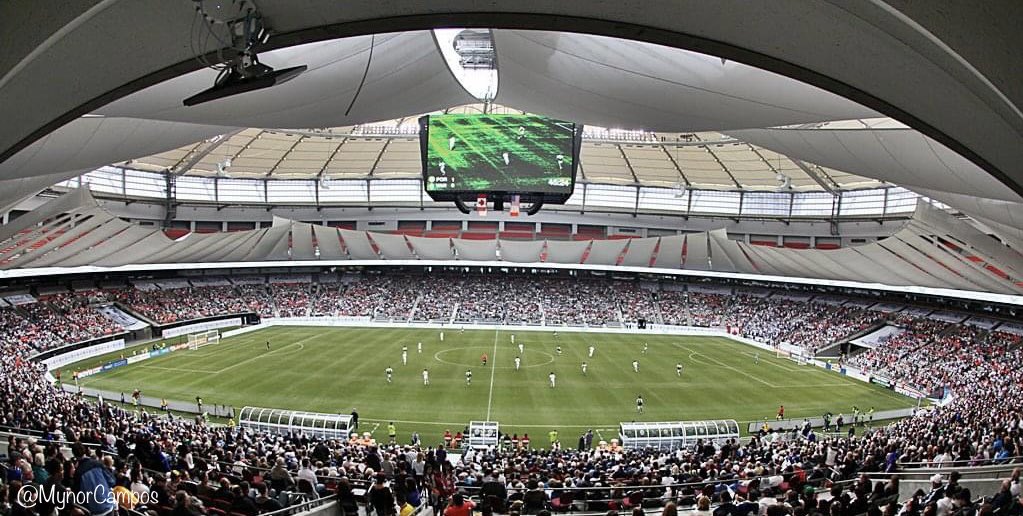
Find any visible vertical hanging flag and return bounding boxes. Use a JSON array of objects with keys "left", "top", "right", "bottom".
[
  {"left": 476, "top": 194, "right": 487, "bottom": 216},
  {"left": 510, "top": 195, "right": 521, "bottom": 217}
]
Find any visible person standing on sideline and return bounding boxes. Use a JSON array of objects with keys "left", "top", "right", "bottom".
[
  {"left": 387, "top": 422, "right": 397, "bottom": 444},
  {"left": 351, "top": 408, "right": 359, "bottom": 429},
  {"left": 777, "top": 405, "right": 785, "bottom": 420}
]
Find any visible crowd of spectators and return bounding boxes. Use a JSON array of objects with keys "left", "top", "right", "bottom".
[
  {"left": 0, "top": 275, "right": 1021, "bottom": 516},
  {"left": 269, "top": 283, "right": 311, "bottom": 318},
  {"left": 113, "top": 286, "right": 249, "bottom": 324}
]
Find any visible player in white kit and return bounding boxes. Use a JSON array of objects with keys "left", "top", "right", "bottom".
[
  {"left": 514, "top": 356, "right": 521, "bottom": 371},
  {"left": 676, "top": 362, "right": 683, "bottom": 377},
  {"left": 417, "top": 342, "right": 422, "bottom": 353},
  {"left": 518, "top": 343, "right": 524, "bottom": 355},
  {"left": 422, "top": 369, "right": 430, "bottom": 385},
  {"left": 632, "top": 360, "right": 640, "bottom": 373},
  {"left": 439, "top": 331, "right": 444, "bottom": 342},
  {"left": 402, "top": 350, "right": 408, "bottom": 366},
  {"left": 588, "top": 345, "right": 595, "bottom": 358},
  {"left": 385, "top": 367, "right": 393, "bottom": 383},
  {"left": 581, "top": 362, "right": 588, "bottom": 375},
  {"left": 548, "top": 371, "right": 556, "bottom": 388}
]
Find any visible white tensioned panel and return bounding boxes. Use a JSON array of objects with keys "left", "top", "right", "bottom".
[
  {"left": 621, "top": 237, "right": 658, "bottom": 267},
  {"left": 852, "top": 245, "right": 944, "bottom": 288},
  {"left": 0, "top": 188, "right": 94, "bottom": 243},
  {"left": 260, "top": 219, "right": 294, "bottom": 261},
  {"left": 312, "top": 225, "right": 346, "bottom": 259},
  {"left": 270, "top": 135, "right": 338, "bottom": 179},
  {"left": 499, "top": 239, "right": 544, "bottom": 263},
  {"left": 338, "top": 229, "right": 379, "bottom": 260},
  {"left": 369, "top": 232, "right": 414, "bottom": 259},
  {"left": 191, "top": 230, "right": 260, "bottom": 262},
  {"left": 492, "top": 30, "right": 875, "bottom": 132},
  {"left": 240, "top": 223, "right": 290, "bottom": 261},
  {"left": 677, "top": 147, "right": 733, "bottom": 188},
  {"left": 620, "top": 146, "right": 679, "bottom": 186},
  {"left": 453, "top": 239, "right": 498, "bottom": 261},
  {"left": 584, "top": 239, "right": 628, "bottom": 265},
  {"left": 728, "top": 128, "right": 1023, "bottom": 204},
  {"left": 20, "top": 218, "right": 132, "bottom": 268},
  {"left": 580, "top": 143, "right": 633, "bottom": 183},
  {"left": 914, "top": 202, "right": 1023, "bottom": 279},
  {"left": 291, "top": 222, "right": 316, "bottom": 260},
  {"left": 653, "top": 235, "right": 684, "bottom": 268},
  {"left": 327, "top": 139, "right": 385, "bottom": 178},
  {"left": 706, "top": 230, "right": 753, "bottom": 273},
  {"left": 145, "top": 232, "right": 221, "bottom": 264},
  {"left": 0, "top": 118, "right": 228, "bottom": 183},
  {"left": 900, "top": 223, "right": 1018, "bottom": 294},
  {"left": 372, "top": 139, "right": 421, "bottom": 178},
  {"left": 4, "top": 210, "right": 112, "bottom": 268},
  {"left": 406, "top": 236, "right": 453, "bottom": 260},
  {"left": 879, "top": 237, "right": 999, "bottom": 293},
  {"left": 85, "top": 229, "right": 172, "bottom": 266},
  {"left": 546, "top": 240, "right": 590, "bottom": 264},
  {"left": 684, "top": 233, "right": 710, "bottom": 270},
  {"left": 216, "top": 230, "right": 272, "bottom": 262},
  {"left": 97, "top": 32, "right": 476, "bottom": 130}
]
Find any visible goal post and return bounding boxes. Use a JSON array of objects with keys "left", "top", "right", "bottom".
[
  {"left": 187, "top": 329, "right": 221, "bottom": 350},
  {"left": 775, "top": 345, "right": 810, "bottom": 365}
]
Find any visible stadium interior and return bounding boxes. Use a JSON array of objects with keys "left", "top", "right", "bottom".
[{"left": 0, "top": 3, "right": 1021, "bottom": 516}]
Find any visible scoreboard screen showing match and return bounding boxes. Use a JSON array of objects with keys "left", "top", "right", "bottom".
[{"left": 420, "top": 114, "right": 581, "bottom": 202}]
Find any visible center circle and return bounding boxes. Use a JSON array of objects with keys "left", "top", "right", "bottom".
[{"left": 433, "top": 346, "right": 556, "bottom": 369}]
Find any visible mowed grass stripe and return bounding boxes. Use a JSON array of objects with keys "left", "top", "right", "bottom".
[{"left": 74, "top": 328, "right": 916, "bottom": 441}]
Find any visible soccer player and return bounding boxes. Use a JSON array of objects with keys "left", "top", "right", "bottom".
[
  {"left": 556, "top": 154, "right": 565, "bottom": 170},
  {"left": 481, "top": 353, "right": 488, "bottom": 366},
  {"left": 387, "top": 422, "right": 397, "bottom": 444},
  {"left": 439, "top": 331, "right": 444, "bottom": 342},
  {"left": 511, "top": 334, "right": 515, "bottom": 344},
  {"left": 448, "top": 136, "right": 456, "bottom": 150},
  {"left": 777, "top": 405, "right": 785, "bottom": 420},
  {"left": 553, "top": 331, "right": 559, "bottom": 339},
  {"left": 385, "top": 366, "right": 393, "bottom": 383},
  {"left": 514, "top": 356, "right": 521, "bottom": 371},
  {"left": 502, "top": 152, "right": 510, "bottom": 165},
  {"left": 581, "top": 362, "right": 588, "bottom": 375},
  {"left": 632, "top": 360, "right": 640, "bottom": 373},
  {"left": 422, "top": 369, "right": 430, "bottom": 386},
  {"left": 636, "top": 395, "right": 645, "bottom": 414},
  {"left": 266, "top": 341, "right": 271, "bottom": 351},
  {"left": 588, "top": 345, "right": 595, "bottom": 358},
  {"left": 556, "top": 345, "right": 562, "bottom": 355},
  {"left": 402, "top": 349, "right": 408, "bottom": 366},
  {"left": 518, "top": 342, "right": 524, "bottom": 355},
  {"left": 465, "top": 369, "right": 473, "bottom": 386},
  {"left": 676, "top": 362, "right": 683, "bottom": 377},
  {"left": 517, "top": 126, "right": 526, "bottom": 140},
  {"left": 417, "top": 342, "right": 423, "bottom": 353},
  {"left": 548, "top": 371, "right": 557, "bottom": 388},
  {"left": 643, "top": 343, "right": 648, "bottom": 354},
  {"left": 754, "top": 352, "right": 760, "bottom": 365}
]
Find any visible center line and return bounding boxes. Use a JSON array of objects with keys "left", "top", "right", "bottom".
[{"left": 486, "top": 328, "right": 499, "bottom": 421}]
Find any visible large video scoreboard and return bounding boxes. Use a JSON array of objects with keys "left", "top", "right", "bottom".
[{"left": 419, "top": 114, "right": 582, "bottom": 204}]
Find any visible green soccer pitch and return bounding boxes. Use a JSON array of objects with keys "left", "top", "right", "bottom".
[{"left": 68, "top": 327, "right": 915, "bottom": 443}]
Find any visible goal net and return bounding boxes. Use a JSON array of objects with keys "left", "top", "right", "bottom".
[
  {"left": 776, "top": 347, "right": 811, "bottom": 365},
  {"left": 187, "top": 330, "right": 221, "bottom": 350}
]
